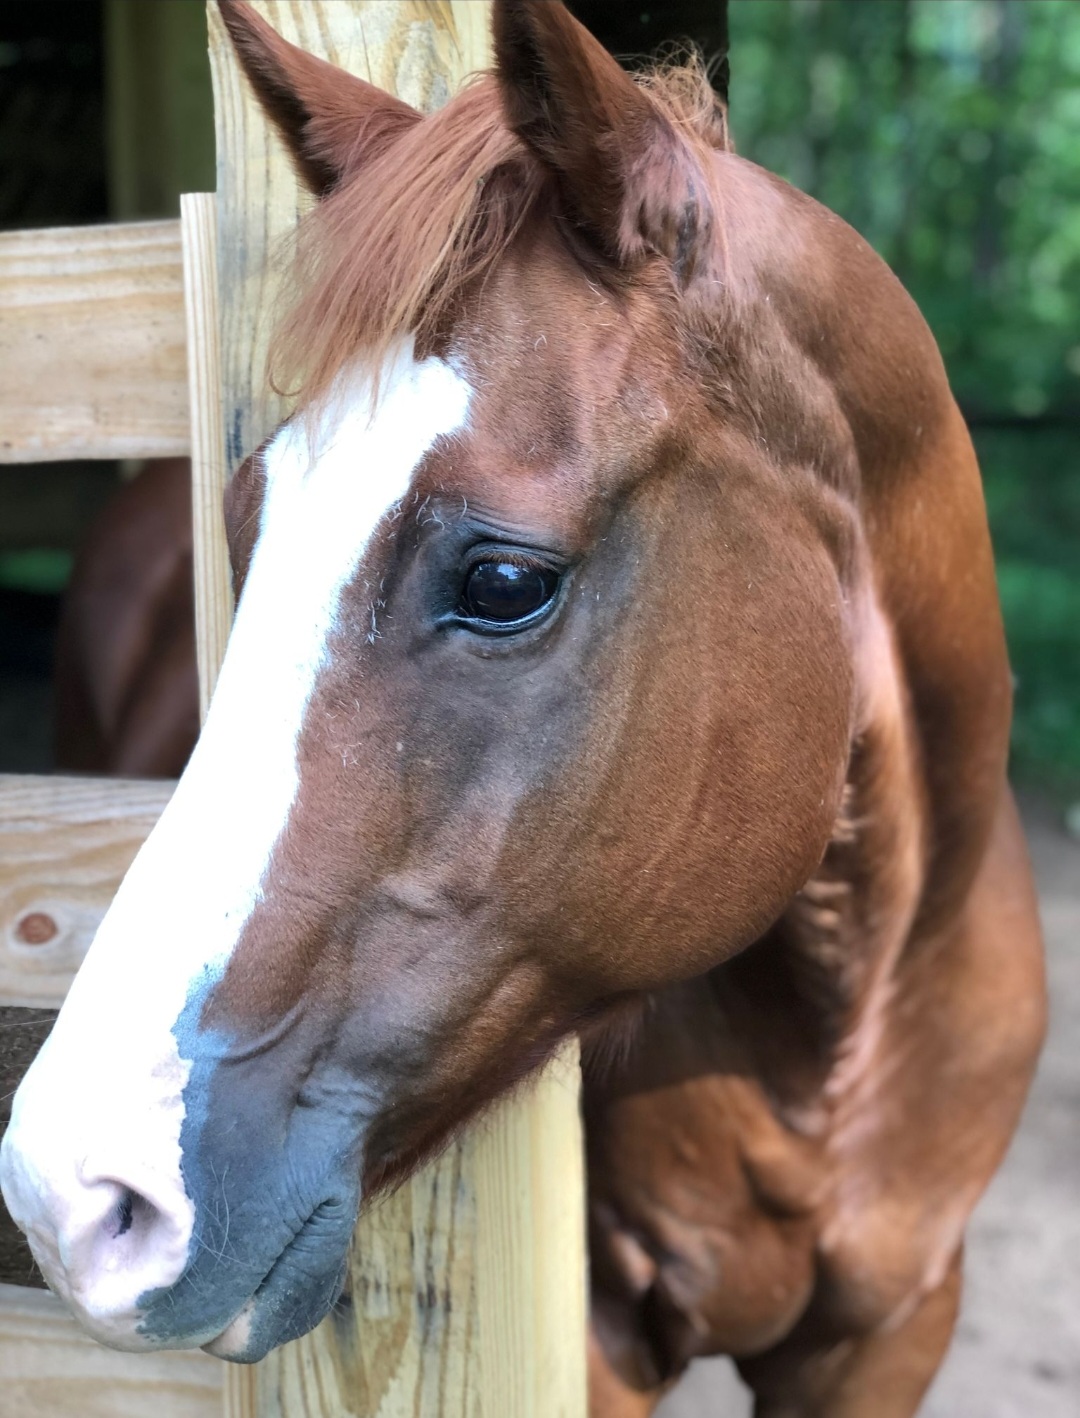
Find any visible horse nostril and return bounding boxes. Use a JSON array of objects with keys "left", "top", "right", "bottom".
[
  {"left": 113, "top": 1190, "right": 135, "bottom": 1238},
  {"left": 42, "top": 1166, "right": 196, "bottom": 1327},
  {"left": 2, "top": 1086, "right": 195, "bottom": 1343},
  {"left": 93, "top": 1182, "right": 165, "bottom": 1254}
]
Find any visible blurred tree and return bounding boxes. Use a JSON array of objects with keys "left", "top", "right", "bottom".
[
  {"left": 105, "top": 0, "right": 214, "bottom": 219},
  {"left": 729, "top": 0, "right": 1080, "bottom": 420}
]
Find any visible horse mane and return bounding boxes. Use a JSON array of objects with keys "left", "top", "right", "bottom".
[{"left": 269, "top": 56, "right": 729, "bottom": 410}]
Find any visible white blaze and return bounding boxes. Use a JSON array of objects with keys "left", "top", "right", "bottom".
[{"left": 0, "top": 345, "right": 471, "bottom": 1340}]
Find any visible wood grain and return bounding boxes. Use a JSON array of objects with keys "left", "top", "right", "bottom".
[
  {"left": 206, "top": 4, "right": 587, "bottom": 1416},
  {"left": 239, "top": 1143, "right": 480, "bottom": 1418},
  {"left": 0, "top": 221, "right": 189, "bottom": 463},
  {"left": 473, "top": 1039, "right": 587, "bottom": 1418},
  {"left": 182, "top": 193, "right": 233, "bottom": 720},
  {"left": 0, "top": 774, "right": 173, "bottom": 1010},
  {"left": 236, "top": 1041, "right": 585, "bottom": 1418},
  {"left": 0, "top": 1283, "right": 222, "bottom": 1418}
]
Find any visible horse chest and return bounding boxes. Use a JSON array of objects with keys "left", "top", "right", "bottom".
[{"left": 585, "top": 1004, "right": 830, "bottom": 1368}]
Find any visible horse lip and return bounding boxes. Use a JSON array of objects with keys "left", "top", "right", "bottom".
[
  {"left": 196, "top": 1199, "right": 352, "bottom": 1361},
  {"left": 202, "top": 1298, "right": 257, "bottom": 1359}
]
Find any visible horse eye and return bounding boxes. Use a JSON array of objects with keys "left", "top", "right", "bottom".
[{"left": 459, "top": 559, "right": 560, "bottom": 626}]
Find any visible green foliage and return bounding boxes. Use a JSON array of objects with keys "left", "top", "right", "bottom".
[
  {"left": 0, "top": 549, "right": 72, "bottom": 595},
  {"left": 729, "top": 0, "right": 1080, "bottom": 795},
  {"left": 977, "top": 427, "right": 1080, "bottom": 793},
  {"left": 729, "top": 0, "right": 1080, "bottom": 418}
]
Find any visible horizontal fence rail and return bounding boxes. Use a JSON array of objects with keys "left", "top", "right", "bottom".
[
  {"left": 0, "top": 221, "right": 188, "bottom": 463},
  {"left": 0, "top": 1282, "right": 220, "bottom": 1418}
]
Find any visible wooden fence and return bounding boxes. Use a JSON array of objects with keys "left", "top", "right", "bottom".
[{"left": 0, "top": 5, "right": 587, "bottom": 1415}]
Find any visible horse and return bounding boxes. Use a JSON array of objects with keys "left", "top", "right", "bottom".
[
  {"left": 1, "top": 2, "right": 1046, "bottom": 1412},
  {"left": 52, "top": 456, "right": 199, "bottom": 780}
]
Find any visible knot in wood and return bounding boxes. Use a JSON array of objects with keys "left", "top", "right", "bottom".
[{"left": 14, "top": 911, "right": 59, "bottom": 946}]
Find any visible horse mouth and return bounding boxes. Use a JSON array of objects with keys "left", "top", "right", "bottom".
[
  {"left": 198, "top": 1201, "right": 352, "bottom": 1362},
  {"left": 203, "top": 1300, "right": 257, "bottom": 1359}
]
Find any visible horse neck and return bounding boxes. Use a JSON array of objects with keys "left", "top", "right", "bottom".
[{"left": 714, "top": 572, "right": 928, "bottom": 1127}]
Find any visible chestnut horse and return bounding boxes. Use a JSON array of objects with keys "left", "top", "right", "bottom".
[{"left": 2, "top": 3, "right": 1045, "bottom": 1412}]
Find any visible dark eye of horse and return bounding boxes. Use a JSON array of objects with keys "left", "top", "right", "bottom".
[{"left": 459, "top": 559, "right": 560, "bottom": 627}]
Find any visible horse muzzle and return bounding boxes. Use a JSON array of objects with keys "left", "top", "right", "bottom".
[{"left": 0, "top": 1030, "right": 363, "bottom": 1360}]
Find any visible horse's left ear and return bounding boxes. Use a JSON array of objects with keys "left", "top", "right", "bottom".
[
  {"left": 493, "top": 0, "right": 716, "bottom": 286},
  {"left": 217, "top": 0, "right": 422, "bottom": 198}
]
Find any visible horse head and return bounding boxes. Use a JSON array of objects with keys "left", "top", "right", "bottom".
[{"left": 4, "top": 0, "right": 928, "bottom": 1360}]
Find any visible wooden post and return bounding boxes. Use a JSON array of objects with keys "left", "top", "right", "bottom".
[
  {"left": 190, "top": 5, "right": 588, "bottom": 1415},
  {"left": 181, "top": 192, "right": 232, "bottom": 722}
]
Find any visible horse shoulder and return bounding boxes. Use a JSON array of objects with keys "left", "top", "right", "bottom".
[{"left": 817, "top": 787, "right": 1046, "bottom": 1329}]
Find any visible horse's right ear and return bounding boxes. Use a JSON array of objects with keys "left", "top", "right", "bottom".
[
  {"left": 216, "top": 1, "right": 421, "bottom": 198},
  {"left": 493, "top": 0, "right": 718, "bottom": 286}
]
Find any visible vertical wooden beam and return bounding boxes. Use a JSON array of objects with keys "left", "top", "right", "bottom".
[
  {"left": 196, "top": 5, "right": 588, "bottom": 1415},
  {"left": 181, "top": 193, "right": 232, "bottom": 721},
  {"left": 230, "top": 1041, "right": 586, "bottom": 1418},
  {"left": 472, "top": 1040, "right": 587, "bottom": 1418}
]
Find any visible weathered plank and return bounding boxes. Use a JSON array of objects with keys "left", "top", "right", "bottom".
[
  {"left": 0, "top": 774, "right": 174, "bottom": 1009},
  {"left": 182, "top": 192, "right": 233, "bottom": 720},
  {"left": 0, "top": 1283, "right": 222, "bottom": 1418},
  {"left": 0, "top": 220, "right": 189, "bottom": 463},
  {"left": 472, "top": 1040, "right": 587, "bottom": 1418}
]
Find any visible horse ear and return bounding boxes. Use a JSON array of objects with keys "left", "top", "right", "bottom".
[
  {"left": 492, "top": 0, "right": 715, "bottom": 285},
  {"left": 217, "top": 1, "right": 421, "bottom": 198}
]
